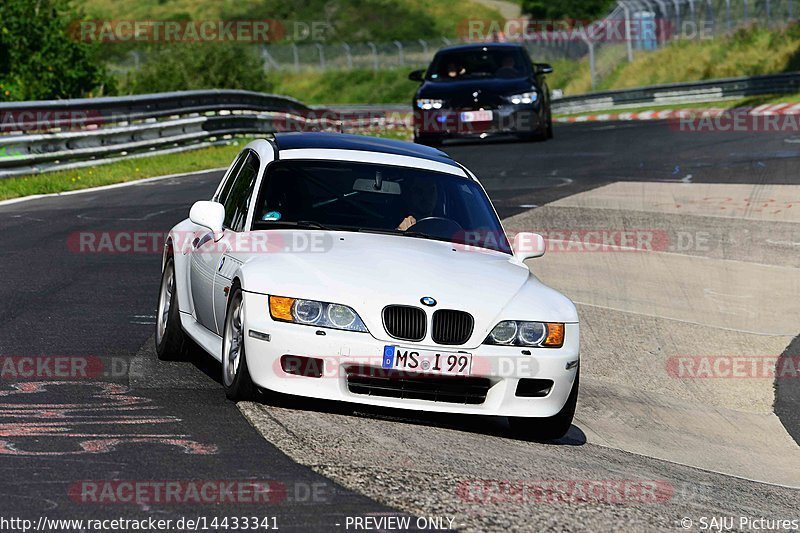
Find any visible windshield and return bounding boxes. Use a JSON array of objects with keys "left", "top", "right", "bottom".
[
  {"left": 426, "top": 48, "right": 529, "bottom": 81},
  {"left": 251, "top": 160, "right": 512, "bottom": 254}
]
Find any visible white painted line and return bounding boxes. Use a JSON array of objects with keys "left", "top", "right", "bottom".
[{"left": 0, "top": 167, "right": 227, "bottom": 208}]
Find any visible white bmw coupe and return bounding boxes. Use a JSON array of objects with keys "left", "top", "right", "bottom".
[{"left": 156, "top": 133, "right": 579, "bottom": 439}]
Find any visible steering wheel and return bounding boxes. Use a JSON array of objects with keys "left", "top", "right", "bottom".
[{"left": 408, "top": 216, "right": 464, "bottom": 237}]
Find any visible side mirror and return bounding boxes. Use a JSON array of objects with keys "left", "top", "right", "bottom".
[
  {"left": 513, "top": 232, "right": 546, "bottom": 261},
  {"left": 189, "top": 201, "right": 225, "bottom": 233},
  {"left": 536, "top": 63, "right": 553, "bottom": 74},
  {"left": 408, "top": 69, "right": 425, "bottom": 82}
]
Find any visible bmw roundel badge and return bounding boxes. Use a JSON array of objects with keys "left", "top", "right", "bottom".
[{"left": 420, "top": 296, "right": 437, "bottom": 307}]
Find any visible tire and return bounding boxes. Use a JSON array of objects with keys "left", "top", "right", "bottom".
[
  {"left": 508, "top": 368, "right": 579, "bottom": 441},
  {"left": 222, "top": 285, "right": 255, "bottom": 401},
  {"left": 155, "top": 257, "right": 187, "bottom": 360}
]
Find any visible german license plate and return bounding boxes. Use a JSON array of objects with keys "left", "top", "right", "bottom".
[
  {"left": 382, "top": 345, "right": 472, "bottom": 376},
  {"left": 460, "top": 110, "right": 493, "bottom": 122}
]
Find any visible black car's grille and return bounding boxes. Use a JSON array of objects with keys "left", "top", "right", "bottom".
[
  {"left": 345, "top": 365, "right": 490, "bottom": 404},
  {"left": 432, "top": 309, "right": 474, "bottom": 345},
  {"left": 383, "top": 305, "right": 426, "bottom": 342}
]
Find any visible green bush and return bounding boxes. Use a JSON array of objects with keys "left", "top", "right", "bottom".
[
  {"left": 0, "top": 0, "right": 114, "bottom": 101},
  {"left": 124, "top": 43, "right": 273, "bottom": 94}
]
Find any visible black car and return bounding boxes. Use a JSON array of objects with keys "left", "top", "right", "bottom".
[{"left": 409, "top": 43, "right": 553, "bottom": 145}]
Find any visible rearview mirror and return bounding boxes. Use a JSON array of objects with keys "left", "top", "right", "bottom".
[
  {"left": 408, "top": 69, "right": 425, "bottom": 82},
  {"left": 352, "top": 178, "right": 401, "bottom": 195},
  {"left": 189, "top": 201, "right": 225, "bottom": 233},
  {"left": 536, "top": 63, "right": 553, "bottom": 74},
  {"left": 513, "top": 232, "right": 546, "bottom": 261}
]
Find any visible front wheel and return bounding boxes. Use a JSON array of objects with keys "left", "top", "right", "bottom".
[
  {"left": 155, "top": 258, "right": 187, "bottom": 360},
  {"left": 508, "top": 369, "right": 579, "bottom": 441},
  {"left": 222, "top": 285, "right": 255, "bottom": 401}
]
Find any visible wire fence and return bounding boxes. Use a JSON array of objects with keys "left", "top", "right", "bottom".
[{"left": 109, "top": 0, "right": 797, "bottom": 93}]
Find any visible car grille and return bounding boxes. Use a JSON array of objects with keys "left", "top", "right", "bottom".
[
  {"left": 345, "top": 365, "right": 490, "bottom": 405},
  {"left": 432, "top": 309, "right": 474, "bottom": 345},
  {"left": 382, "top": 305, "right": 426, "bottom": 342}
]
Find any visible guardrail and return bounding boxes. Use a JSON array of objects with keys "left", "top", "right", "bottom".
[
  {"left": 0, "top": 90, "right": 359, "bottom": 178},
  {"left": 3, "top": 71, "right": 799, "bottom": 178},
  {"left": 551, "top": 71, "right": 800, "bottom": 114}
]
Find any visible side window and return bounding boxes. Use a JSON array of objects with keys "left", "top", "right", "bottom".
[
  {"left": 215, "top": 153, "right": 247, "bottom": 204},
  {"left": 223, "top": 152, "right": 260, "bottom": 232}
]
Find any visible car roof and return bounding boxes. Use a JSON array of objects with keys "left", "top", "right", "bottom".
[
  {"left": 436, "top": 43, "right": 527, "bottom": 53},
  {"left": 273, "top": 132, "right": 460, "bottom": 168}
]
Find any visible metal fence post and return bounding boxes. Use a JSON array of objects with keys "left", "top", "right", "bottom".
[
  {"left": 367, "top": 42, "right": 378, "bottom": 72},
  {"left": 580, "top": 31, "right": 597, "bottom": 89},
  {"left": 743, "top": 0, "right": 748, "bottom": 23},
  {"left": 790, "top": 0, "right": 795, "bottom": 20},
  {"left": 292, "top": 44, "right": 299, "bottom": 72},
  {"left": 725, "top": 0, "right": 731, "bottom": 31},
  {"left": 766, "top": 0, "right": 771, "bottom": 25},
  {"left": 705, "top": 0, "right": 714, "bottom": 33},
  {"left": 418, "top": 39, "right": 429, "bottom": 59},
  {"left": 619, "top": 1, "right": 634, "bottom": 62},
  {"left": 316, "top": 43, "right": 325, "bottom": 70},
  {"left": 393, "top": 41, "right": 405, "bottom": 66},
  {"left": 672, "top": 0, "right": 682, "bottom": 35},
  {"left": 342, "top": 43, "right": 353, "bottom": 69}
]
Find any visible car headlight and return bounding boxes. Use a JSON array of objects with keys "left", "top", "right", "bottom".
[
  {"left": 269, "top": 296, "right": 368, "bottom": 332},
  {"left": 505, "top": 91, "right": 538, "bottom": 105},
  {"left": 484, "top": 321, "right": 564, "bottom": 348},
  {"left": 416, "top": 98, "right": 444, "bottom": 110}
]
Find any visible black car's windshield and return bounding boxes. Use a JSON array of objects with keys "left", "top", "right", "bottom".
[
  {"left": 252, "top": 160, "right": 512, "bottom": 254},
  {"left": 426, "top": 48, "right": 529, "bottom": 81}
]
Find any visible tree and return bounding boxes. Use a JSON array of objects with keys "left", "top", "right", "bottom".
[
  {"left": 125, "top": 43, "right": 273, "bottom": 94},
  {"left": 521, "top": 0, "right": 616, "bottom": 22},
  {"left": 0, "top": 0, "right": 114, "bottom": 101}
]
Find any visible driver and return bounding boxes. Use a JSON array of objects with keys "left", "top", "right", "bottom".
[{"left": 398, "top": 178, "right": 438, "bottom": 231}]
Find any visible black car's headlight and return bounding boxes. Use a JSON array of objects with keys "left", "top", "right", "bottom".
[
  {"left": 269, "top": 296, "right": 368, "bottom": 332},
  {"left": 416, "top": 98, "right": 444, "bottom": 110},
  {"left": 484, "top": 320, "right": 564, "bottom": 347},
  {"left": 504, "top": 91, "right": 538, "bottom": 105}
]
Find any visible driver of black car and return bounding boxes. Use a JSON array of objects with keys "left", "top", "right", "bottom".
[
  {"left": 495, "top": 54, "right": 519, "bottom": 78},
  {"left": 397, "top": 178, "right": 438, "bottom": 231}
]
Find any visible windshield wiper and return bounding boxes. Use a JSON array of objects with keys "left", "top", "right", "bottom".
[
  {"left": 358, "top": 227, "right": 444, "bottom": 242},
  {"left": 295, "top": 220, "right": 333, "bottom": 230},
  {"left": 255, "top": 220, "right": 334, "bottom": 230}
]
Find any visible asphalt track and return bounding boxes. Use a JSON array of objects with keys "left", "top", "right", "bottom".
[{"left": 0, "top": 120, "right": 797, "bottom": 531}]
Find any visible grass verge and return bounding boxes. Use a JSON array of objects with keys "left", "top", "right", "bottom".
[{"left": 0, "top": 142, "right": 246, "bottom": 201}]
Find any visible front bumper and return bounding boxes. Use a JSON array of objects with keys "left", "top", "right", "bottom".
[
  {"left": 242, "top": 292, "right": 579, "bottom": 418},
  {"left": 414, "top": 105, "right": 543, "bottom": 139}
]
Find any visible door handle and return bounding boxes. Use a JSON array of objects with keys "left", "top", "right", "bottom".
[{"left": 218, "top": 256, "right": 226, "bottom": 272}]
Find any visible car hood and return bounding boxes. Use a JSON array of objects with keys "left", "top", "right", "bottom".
[
  {"left": 231, "top": 230, "right": 578, "bottom": 346},
  {"left": 416, "top": 77, "right": 535, "bottom": 105}
]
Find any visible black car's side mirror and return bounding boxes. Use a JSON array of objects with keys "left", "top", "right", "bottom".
[
  {"left": 535, "top": 63, "right": 554, "bottom": 74},
  {"left": 408, "top": 69, "right": 425, "bottom": 82}
]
